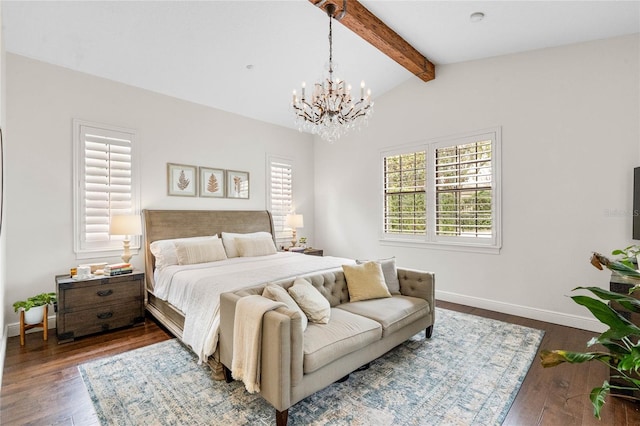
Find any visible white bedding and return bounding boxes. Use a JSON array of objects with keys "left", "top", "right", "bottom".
[{"left": 153, "top": 252, "right": 355, "bottom": 362}]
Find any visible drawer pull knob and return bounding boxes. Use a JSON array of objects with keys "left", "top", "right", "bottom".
[
  {"left": 97, "top": 290, "right": 113, "bottom": 297},
  {"left": 97, "top": 312, "right": 113, "bottom": 320}
]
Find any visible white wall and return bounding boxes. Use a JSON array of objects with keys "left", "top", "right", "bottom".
[
  {"left": 3, "top": 53, "right": 314, "bottom": 331},
  {"left": 314, "top": 34, "right": 640, "bottom": 331}
]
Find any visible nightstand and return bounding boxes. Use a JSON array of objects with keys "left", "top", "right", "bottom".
[
  {"left": 302, "top": 248, "right": 323, "bottom": 256},
  {"left": 55, "top": 272, "right": 145, "bottom": 343}
]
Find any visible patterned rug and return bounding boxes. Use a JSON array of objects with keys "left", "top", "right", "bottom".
[{"left": 79, "top": 308, "right": 544, "bottom": 425}]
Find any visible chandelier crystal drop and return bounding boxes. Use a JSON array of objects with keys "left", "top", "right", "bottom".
[{"left": 291, "top": 3, "right": 373, "bottom": 143}]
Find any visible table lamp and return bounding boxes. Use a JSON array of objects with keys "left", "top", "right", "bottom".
[
  {"left": 110, "top": 214, "right": 142, "bottom": 263},
  {"left": 285, "top": 213, "right": 304, "bottom": 248}
]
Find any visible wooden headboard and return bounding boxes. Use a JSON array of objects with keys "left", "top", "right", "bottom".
[{"left": 142, "top": 209, "right": 275, "bottom": 291}]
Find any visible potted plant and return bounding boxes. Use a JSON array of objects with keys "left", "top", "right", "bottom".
[
  {"left": 13, "top": 292, "right": 56, "bottom": 325},
  {"left": 611, "top": 244, "right": 640, "bottom": 269},
  {"left": 540, "top": 252, "right": 640, "bottom": 419}
]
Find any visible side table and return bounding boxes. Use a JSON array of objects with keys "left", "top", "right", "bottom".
[{"left": 56, "top": 271, "right": 145, "bottom": 343}]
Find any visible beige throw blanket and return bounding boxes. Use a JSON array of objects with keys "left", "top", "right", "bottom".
[{"left": 232, "top": 295, "right": 286, "bottom": 393}]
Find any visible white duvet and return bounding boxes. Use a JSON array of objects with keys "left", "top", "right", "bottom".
[{"left": 153, "top": 252, "right": 354, "bottom": 362}]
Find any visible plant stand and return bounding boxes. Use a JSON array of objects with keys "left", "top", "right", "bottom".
[{"left": 19, "top": 305, "right": 48, "bottom": 346}]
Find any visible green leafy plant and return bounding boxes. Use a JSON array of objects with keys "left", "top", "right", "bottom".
[
  {"left": 540, "top": 252, "right": 640, "bottom": 419},
  {"left": 611, "top": 245, "right": 640, "bottom": 269},
  {"left": 12, "top": 292, "right": 57, "bottom": 312}
]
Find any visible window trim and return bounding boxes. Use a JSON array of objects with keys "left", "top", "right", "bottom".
[
  {"left": 73, "top": 119, "right": 140, "bottom": 260},
  {"left": 380, "top": 127, "right": 502, "bottom": 254}
]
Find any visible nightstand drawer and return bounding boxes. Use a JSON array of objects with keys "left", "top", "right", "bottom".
[
  {"left": 60, "top": 280, "right": 142, "bottom": 311},
  {"left": 57, "top": 301, "right": 145, "bottom": 341}
]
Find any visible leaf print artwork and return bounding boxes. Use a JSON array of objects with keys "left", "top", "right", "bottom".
[
  {"left": 177, "top": 170, "right": 190, "bottom": 190},
  {"left": 207, "top": 174, "right": 219, "bottom": 193},
  {"left": 233, "top": 176, "right": 242, "bottom": 195}
]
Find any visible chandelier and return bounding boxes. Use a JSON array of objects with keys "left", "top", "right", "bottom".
[{"left": 292, "top": 2, "right": 373, "bottom": 143}]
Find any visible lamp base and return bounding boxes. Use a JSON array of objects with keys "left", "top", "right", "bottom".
[{"left": 121, "top": 238, "right": 132, "bottom": 264}]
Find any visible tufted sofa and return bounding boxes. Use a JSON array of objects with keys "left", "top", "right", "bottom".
[{"left": 219, "top": 266, "right": 435, "bottom": 426}]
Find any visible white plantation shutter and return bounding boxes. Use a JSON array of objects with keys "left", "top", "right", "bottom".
[
  {"left": 381, "top": 128, "right": 501, "bottom": 253},
  {"left": 74, "top": 120, "right": 139, "bottom": 257},
  {"left": 267, "top": 156, "right": 293, "bottom": 248}
]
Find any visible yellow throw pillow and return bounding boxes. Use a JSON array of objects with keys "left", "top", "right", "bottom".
[
  {"left": 342, "top": 261, "right": 392, "bottom": 302},
  {"left": 288, "top": 278, "right": 330, "bottom": 324}
]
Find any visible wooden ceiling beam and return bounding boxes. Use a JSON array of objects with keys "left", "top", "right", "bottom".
[{"left": 309, "top": 0, "right": 435, "bottom": 82}]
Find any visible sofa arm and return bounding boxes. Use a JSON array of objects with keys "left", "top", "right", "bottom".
[
  {"left": 398, "top": 267, "right": 435, "bottom": 303},
  {"left": 259, "top": 307, "right": 305, "bottom": 412},
  {"left": 220, "top": 291, "right": 304, "bottom": 412}
]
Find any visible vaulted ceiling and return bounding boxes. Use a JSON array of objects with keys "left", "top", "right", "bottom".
[{"left": 3, "top": 1, "right": 639, "bottom": 131}]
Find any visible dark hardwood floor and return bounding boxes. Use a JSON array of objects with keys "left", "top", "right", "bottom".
[{"left": 1, "top": 302, "right": 639, "bottom": 425}]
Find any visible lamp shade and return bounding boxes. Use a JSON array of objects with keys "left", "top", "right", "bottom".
[
  {"left": 110, "top": 214, "right": 142, "bottom": 236},
  {"left": 285, "top": 214, "right": 304, "bottom": 229}
]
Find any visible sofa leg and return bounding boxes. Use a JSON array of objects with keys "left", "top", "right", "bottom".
[
  {"left": 426, "top": 325, "right": 433, "bottom": 338},
  {"left": 222, "top": 365, "right": 233, "bottom": 383},
  {"left": 276, "top": 409, "right": 288, "bottom": 426}
]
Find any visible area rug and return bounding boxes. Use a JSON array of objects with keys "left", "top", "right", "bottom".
[{"left": 79, "top": 308, "right": 544, "bottom": 425}]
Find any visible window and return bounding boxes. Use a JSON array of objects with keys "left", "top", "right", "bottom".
[
  {"left": 267, "top": 156, "right": 294, "bottom": 248},
  {"left": 73, "top": 120, "right": 139, "bottom": 258},
  {"left": 381, "top": 128, "right": 501, "bottom": 252}
]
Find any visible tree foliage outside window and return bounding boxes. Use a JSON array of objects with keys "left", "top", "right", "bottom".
[{"left": 384, "top": 151, "right": 426, "bottom": 234}]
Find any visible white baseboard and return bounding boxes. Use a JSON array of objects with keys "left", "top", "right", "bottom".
[
  {"left": 436, "top": 290, "right": 606, "bottom": 333},
  {"left": 6, "top": 314, "right": 57, "bottom": 338}
]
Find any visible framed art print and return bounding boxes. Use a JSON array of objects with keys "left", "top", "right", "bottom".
[
  {"left": 199, "top": 167, "right": 225, "bottom": 198},
  {"left": 167, "top": 163, "right": 197, "bottom": 196},
  {"left": 226, "top": 170, "right": 249, "bottom": 199}
]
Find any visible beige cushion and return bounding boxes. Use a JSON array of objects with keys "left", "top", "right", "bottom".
[
  {"left": 174, "top": 238, "right": 227, "bottom": 265},
  {"left": 342, "top": 262, "right": 392, "bottom": 302},
  {"left": 303, "top": 308, "right": 382, "bottom": 374},
  {"left": 337, "top": 295, "right": 429, "bottom": 337},
  {"left": 288, "top": 277, "right": 331, "bottom": 324},
  {"left": 150, "top": 235, "right": 218, "bottom": 269},
  {"left": 221, "top": 231, "right": 274, "bottom": 258},
  {"left": 356, "top": 257, "right": 400, "bottom": 294},
  {"left": 263, "top": 284, "right": 308, "bottom": 331},
  {"left": 236, "top": 235, "right": 277, "bottom": 257}
]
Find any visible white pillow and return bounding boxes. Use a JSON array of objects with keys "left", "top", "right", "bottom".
[
  {"left": 150, "top": 235, "right": 218, "bottom": 269},
  {"left": 175, "top": 238, "right": 227, "bottom": 265},
  {"left": 288, "top": 277, "right": 330, "bottom": 324},
  {"left": 221, "top": 231, "right": 274, "bottom": 258},
  {"left": 236, "top": 235, "right": 277, "bottom": 257},
  {"left": 262, "top": 284, "right": 308, "bottom": 331}
]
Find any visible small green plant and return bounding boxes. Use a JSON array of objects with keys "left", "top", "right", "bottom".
[
  {"left": 13, "top": 292, "right": 57, "bottom": 312},
  {"left": 298, "top": 237, "right": 307, "bottom": 245},
  {"left": 611, "top": 245, "right": 640, "bottom": 269}
]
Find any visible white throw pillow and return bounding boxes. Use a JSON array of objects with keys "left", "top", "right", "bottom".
[
  {"left": 288, "top": 277, "right": 330, "bottom": 324},
  {"left": 175, "top": 238, "right": 227, "bottom": 265},
  {"left": 262, "top": 284, "right": 308, "bottom": 331},
  {"left": 221, "top": 231, "right": 274, "bottom": 258},
  {"left": 150, "top": 235, "right": 218, "bottom": 269},
  {"left": 236, "top": 235, "right": 277, "bottom": 257}
]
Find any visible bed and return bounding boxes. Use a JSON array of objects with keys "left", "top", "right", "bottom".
[{"left": 142, "top": 209, "right": 353, "bottom": 374}]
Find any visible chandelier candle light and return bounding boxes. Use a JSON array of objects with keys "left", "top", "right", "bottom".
[{"left": 292, "top": 2, "right": 373, "bottom": 143}]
